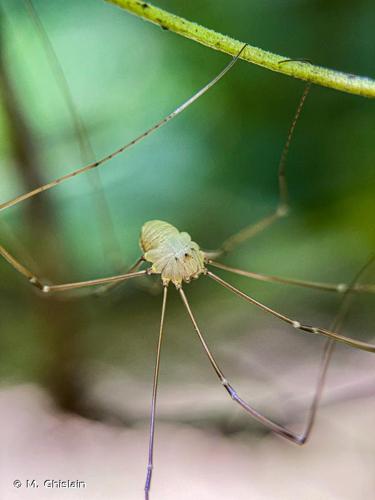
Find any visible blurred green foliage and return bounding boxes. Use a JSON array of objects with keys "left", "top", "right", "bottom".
[{"left": 0, "top": 0, "right": 374, "bottom": 419}]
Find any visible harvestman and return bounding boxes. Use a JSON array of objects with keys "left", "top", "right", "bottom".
[{"left": 1, "top": 40, "right": 375, "bottom": 498}]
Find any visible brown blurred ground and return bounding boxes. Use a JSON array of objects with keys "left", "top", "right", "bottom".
[{"left": 1, "top": 379, "right": 375, "bottom": 500}]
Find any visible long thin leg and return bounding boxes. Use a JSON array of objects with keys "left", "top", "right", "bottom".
[
  {"left": 42, "top": 269, "right": 148, "bottom": 293},
  {"left": 24, "top": 0, "right": 123, "bottom": 270},
  {"left": 179, "top": 287, "right": 305, "bottom": 443},
  {"left": 205, "top": 211, "right": 282, "bottom": 259},
  {"left": 94, "top": 256, "right": 145, "bottom": 295},
  {"left": 0, "top": 45, "right": 247, "bottom": 213},
  {"left": 144, "top": 286, "right": 168, "bottom": 500},
  {"left": 206, "top": 83, "right": 311, "bottom": 259},
  {"left": 179, "top": 258, "right": 371, "bottom": 445},
  {"left": 277, "top": 83, "right": 312, "bottom": 212},
  {"left": 207, "top": 260, "right": 375, "bottom": 294},
  {"left": 0, "top": 243, "right": 43, "bottom": 289},
  {"left": 0, "top": 219, "right": 41, "bottom": 274},
  {"left": 0, "top": 242, "right": 147, "bottom": 292},
  {"left": 300, "top": 255, "right": 375, "bottom": 438},
  {"left": 207, "top": 270, "right": 375, "bottom": 353},
  {"left": 24, "top": 0, "right": 92, "bottom": 160}
]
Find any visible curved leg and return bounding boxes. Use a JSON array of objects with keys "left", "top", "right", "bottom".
[
  {"left": 179, "top": 288, "right": 308, "bottom": 444},
  {"left": 179, "top": 254, "right": 371, "bottom": 444},
  {"left": 206, "top": 83, "right": 311, "bottom": 259},
  {"left": 0, "top": 243, "right": 147, "bottom": 292},
  {"left": 0, "top": 243, "right": 44, "bottom": 289},
  {"left": 25, "top": 0, "right": 124, "bottom": 270},
  {"left": 0, "top": 45, "right": 246, "bottom": 212}
]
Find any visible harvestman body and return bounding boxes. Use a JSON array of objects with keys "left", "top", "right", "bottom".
[
  {"left": 1, "top": 7, "right": 375, "bottom": 499},
  {"left": 141, "top": 220, "right": 205, "bottom": 286}
]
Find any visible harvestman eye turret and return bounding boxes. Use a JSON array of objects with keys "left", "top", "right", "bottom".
[{"left": 1, "top": 29, "right": 375, "bottom": 500}]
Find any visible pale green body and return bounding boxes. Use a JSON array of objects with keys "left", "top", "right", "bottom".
[{"left": 140, "top": 221, "right": 206, "bottom": 287}]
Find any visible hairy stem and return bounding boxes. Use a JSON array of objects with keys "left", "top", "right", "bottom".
[{"left": 107, "top": 0, "right": 375, "bottom": 98}]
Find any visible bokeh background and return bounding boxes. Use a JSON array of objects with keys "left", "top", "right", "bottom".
[{"left": 0, "top": 0, "right": 374, "bottom": 499}]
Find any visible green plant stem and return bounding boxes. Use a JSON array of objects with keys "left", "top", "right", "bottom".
[{"left": 107, "top": 0, "right": 375, "bottom": 98}]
